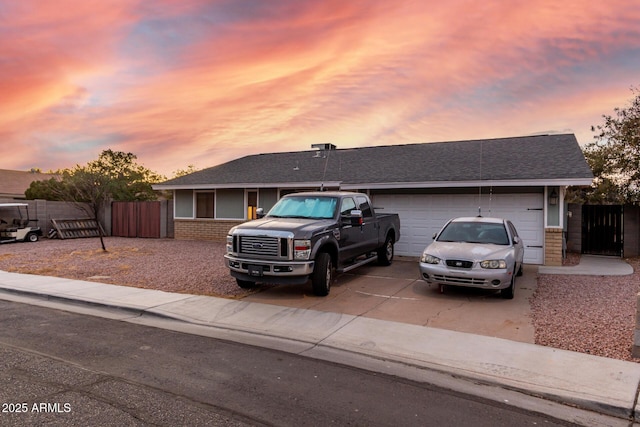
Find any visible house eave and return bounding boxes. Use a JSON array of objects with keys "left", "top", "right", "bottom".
[
  {"left": 154, "top": 177, "right": 593, "bottom": 192},
  {"left": 339, "top": 178, "right": 593, "bottom": 190},
  {"left": 153, "top": 181, "right": 343, "bottom": 191}
]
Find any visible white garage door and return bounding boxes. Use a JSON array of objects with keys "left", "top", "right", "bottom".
[{"left": 372, "top": 193, "right": 544, "bottom": 264}]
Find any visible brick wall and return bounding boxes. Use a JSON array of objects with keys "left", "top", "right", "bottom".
[
  {"left": 174, "top": 219, "right": 244, "bottom": 241},
  {"left": 545, "top": 228, "right": 563, "bottom": 266}
]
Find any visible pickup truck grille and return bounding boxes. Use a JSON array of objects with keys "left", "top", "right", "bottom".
[{"left": 239, "top": 236, "right": 286, "bottom": 258}]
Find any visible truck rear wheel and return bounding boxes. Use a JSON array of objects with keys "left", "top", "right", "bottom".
[
  {"left": 377, "top": 235, "right": 394, "bottom": 266},
  {"left": 311, "top": 252, "right": 332, "bottom": 296}
]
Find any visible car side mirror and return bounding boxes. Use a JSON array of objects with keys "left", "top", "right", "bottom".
[
  {"left": 256, "top": 208, "right": 265, "bottom": 219},
  {"left": 513, "top": 236, "right": 521, "bottom": 245}
]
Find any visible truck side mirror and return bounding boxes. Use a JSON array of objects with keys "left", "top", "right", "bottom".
[
  {"left": 349, "top": 210, "right": 363, "bottom": 226},
  {"left": 256, "top": 208, "right": 265, "bottom": 219}
]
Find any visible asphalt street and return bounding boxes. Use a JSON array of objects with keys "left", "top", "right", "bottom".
[{"left": 0, "top": 299, "right": 575, "bottom": 427}]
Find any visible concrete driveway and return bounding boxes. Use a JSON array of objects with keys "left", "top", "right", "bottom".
[{"left": 243, "top": 257, "right": 536, "bottom": 343}]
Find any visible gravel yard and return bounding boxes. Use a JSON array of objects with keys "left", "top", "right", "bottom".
[
  {"left": 0, "top": 237, "right": 638, "bottom": 362},
  {"left": 0, "top": 237, "right": 264, "bottom": 299},
  {"left": 532, "top": 258, "right": 640, "bottom": 362}
]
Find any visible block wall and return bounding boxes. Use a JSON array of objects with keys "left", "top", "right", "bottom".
[{"left": 0, "top": 198, "right": 94, "bottom": 236}]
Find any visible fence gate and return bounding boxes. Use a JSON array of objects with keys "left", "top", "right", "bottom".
[
  {"left": 581, "top": 205, "right": 623, "bottom": 256},
  {"left": 112, "top": 201, "right": 162, "bottom": 238}
]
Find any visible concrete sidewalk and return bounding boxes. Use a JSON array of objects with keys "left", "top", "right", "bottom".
[
  {"left": 1, "top": 268, "right": 640, "bottom": 424},
  {"left": 539, "top": 254, "right": 634, "bottom": 275}
]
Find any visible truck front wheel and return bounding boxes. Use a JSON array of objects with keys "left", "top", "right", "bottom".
[
  {"left": 377, "top": 235, "right": 394, "bottom": 266},
  {"left": 311, "top": 252, "right": 332, "bottom": 296}
]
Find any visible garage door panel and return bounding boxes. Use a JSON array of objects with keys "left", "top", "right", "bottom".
[{"left": 372, "top": 193, "right": 544, "bottom": 264}]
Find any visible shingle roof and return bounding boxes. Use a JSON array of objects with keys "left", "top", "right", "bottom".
[
  {"left": 156, "top": 134, "right": 593, "bottom": 189},
  {"left": 0, "top": 169, "right": 54, "bottom": 198}
]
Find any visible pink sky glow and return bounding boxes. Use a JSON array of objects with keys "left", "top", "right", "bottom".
[{"left": 1, "top": 0, "right": 639, "bottom": 177}]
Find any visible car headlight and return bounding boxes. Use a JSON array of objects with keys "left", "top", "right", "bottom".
[
  {"left": 480, "top": 259, "right": 507, "bottom": 269},
  {"left": 421, "top": 253, "right": 441, "bottom": 264},
  {"left": 226, "top": 235, "right": 234, "bottom": 253}
]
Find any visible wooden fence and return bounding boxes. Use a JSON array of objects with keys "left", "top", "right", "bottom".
[{"left": 111, "top": 201, "right": 168, "bottom": 238}]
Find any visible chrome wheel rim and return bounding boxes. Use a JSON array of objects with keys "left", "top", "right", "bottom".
[{"left": 325, "top": 259, "right": 332, "bottom": 288}]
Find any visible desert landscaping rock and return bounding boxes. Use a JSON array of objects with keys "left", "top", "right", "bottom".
[{"left": 0, "top": 237, "right": 260, "bottom": 299}]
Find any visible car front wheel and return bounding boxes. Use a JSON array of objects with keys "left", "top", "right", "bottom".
[{"left": 501, "top": 271, "right": 516, "bottom": 299}]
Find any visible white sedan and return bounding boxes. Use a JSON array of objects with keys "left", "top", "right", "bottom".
[{"left": 419, "top": 217, "right": 524, "bottom": 299}]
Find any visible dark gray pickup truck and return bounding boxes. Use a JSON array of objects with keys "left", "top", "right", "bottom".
[{"left": 225, "top": 191, "right": 401, "bottom": 296}]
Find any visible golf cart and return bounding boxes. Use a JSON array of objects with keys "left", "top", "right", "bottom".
[{"left": 0, "top": 203, "right": 42, "bottom": 243}]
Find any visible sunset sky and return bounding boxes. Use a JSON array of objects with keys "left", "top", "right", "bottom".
[{"left": 2, "top": 0, "right": 639, "bottom": 177}]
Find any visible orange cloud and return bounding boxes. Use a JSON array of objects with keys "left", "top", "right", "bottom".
[{"left": 1, "top": 0, "right": 639, "bottom": 175}]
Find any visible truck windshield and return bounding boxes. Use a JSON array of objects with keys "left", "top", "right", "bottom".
[{"left": 268, "top": 196, "right": 338, "bottom": 219}]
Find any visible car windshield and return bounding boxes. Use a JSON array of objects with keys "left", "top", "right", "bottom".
[
  {"left": 268, "top": 196, "right": 338, "bottom": 219},
  {"left": 437, "top": 221, "right": 509, "bottom": 245}
]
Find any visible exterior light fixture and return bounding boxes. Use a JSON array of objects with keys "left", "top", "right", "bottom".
[{"left": 549, "top": 189, "right": 558, "bottom": 206}]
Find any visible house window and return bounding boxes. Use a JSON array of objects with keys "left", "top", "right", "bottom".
[
  {"left": 216, "top": 189, "right": 244, "bottom": 219},
  {"left": 259, "top": 188, "right": 278, "bottom": 212},
  {"left": 196, "top": 192, "right": 215, "bottom": 218},
  {"left": 175, "top": 190, "right": 194, "bottom": 218}
]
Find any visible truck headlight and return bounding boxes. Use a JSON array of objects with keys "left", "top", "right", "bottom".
[
  {"left": 294, "top": 240, "right": 311, "bottom": 260},
  {"left": 480, "top": 259, "right": 507, "bottom": 269},
  {"left": 421, "top": 253, "right": 441, "bottom": 264},
  {"left": 226, "top": 235, "right": 233, "bottom": 253}
]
